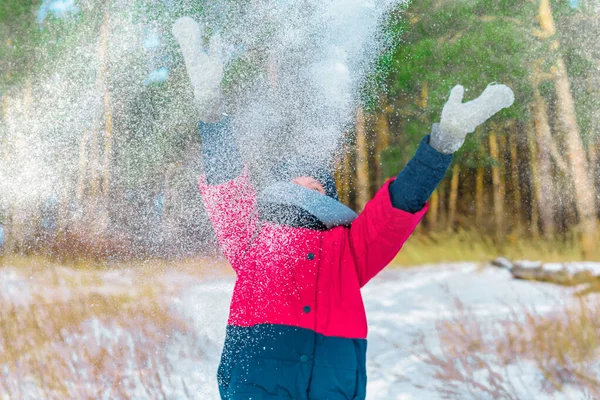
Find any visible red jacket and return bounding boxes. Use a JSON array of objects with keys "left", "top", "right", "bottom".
[{"left": 199, "top": 168, "right": 426, "bottom": 340}]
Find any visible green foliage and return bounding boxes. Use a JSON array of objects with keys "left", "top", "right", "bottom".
[
  {"left": 380, "top": 146, "right": 406, "bottom": 179},
  {"left": 556, "top": 6, "right": 600, "bottom": 146},
  {"left": 0, "top": 0, "right": 201, "bottom": 194},
  {"left": 372, "top": 0, "right": 543, "bottom": 175},
  {"left": 0, "top": 0, "right": 40, "bottom": 87}
]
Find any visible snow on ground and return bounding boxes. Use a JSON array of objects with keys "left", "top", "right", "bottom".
[
  {"left": 361, "top": 263, "right": 570, "bottom": 400},
  {"left": 1, "top": 261, "right": 593, "bottom": 399},
  {"left": 168, "top": 279, "right": 232, "bottom": 399},
  {"left": 176, "top": 263, "right": 580, "bottom": 399}
]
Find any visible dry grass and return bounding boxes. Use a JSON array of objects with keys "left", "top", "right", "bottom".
[
  {"left": 47, "top": 228, "right": 135, "bottom": 263},
  {"left": 10, "top": 227, "right": 595, "bottom": 269},
  {"left": 0, "top": 261, "right": 204, "bottom": 400},
  {"left": 420, "top": 296, "right": 600, "bottom": 399},
  {"left": 0, "top": 253, "right": 233, "bottom": 277},
  {"left": 394, "top": 229, "right": 595, "bottom": 267}
]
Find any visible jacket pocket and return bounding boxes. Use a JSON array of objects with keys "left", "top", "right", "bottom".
[
  {"left": 309, "top": 364, "right": 358, "bottom": 399},
  {"left": 227, "top": 358, "right": 301, "bottom": 398}
]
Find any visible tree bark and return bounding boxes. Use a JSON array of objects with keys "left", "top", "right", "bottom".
[
  {"left": 334, "top": 135, "right": 352, "bottom": 206},
  {"left": 538, "top": 0, "right": 556, "bottom": 37},
  {"left": 355, "top": 107, "right": 370, "bottom": 212},
  {"left": 375, "top": 110, "right": 390, "bottom": 186},
  {"left": 588, "top": 137, "right": 599, "bottom": 213},
  {"left": 527, "top": 122, "right": 540, "bottom": 239},
  {"left": 343, "top": 147, "right": 352, "bottom": 206},
  {"left": 475, "top": 141, "right": 485, "bottom": 227},
  {"left": 489, "top": 129, "right": 505, "bottom": 236},
  {"left": 538, "top": 0, "right": 597, "bottom": 256},
  {"left": 447, "top": 164, "right": 460, "bottom": 231},
  {"left": 1, "top": 93, "right": 16, "bottom": 254},
  {"left": 509, "top": 121, "right": 522, "bottom": 232},
  {"left": 438, "top": 179, "right": 447, "bottom": 230},
  {"left": 76, "top": 130, "right": 89, "bottom": 203},
  {"left": 427, "top": 190, "right": 439, "bottom": 231},
  {"left": 101, "top": 90, "right": 113, "bottom": 205},
  {"left": 98, "top": 7, "right": 112, "bottom": 232},
  {"left": 420, "top": 81, "right": 428, "bottom": 109},
  {"left": 553, "top": 58, "right": 597, "bottom": 256},
  {"left": 532, "top": 86, "right": 557, "bottom": 238}
]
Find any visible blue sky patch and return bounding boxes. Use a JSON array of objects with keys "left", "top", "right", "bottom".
[{"left": 38, "top": 0, "right": 79, "bottom": 23}]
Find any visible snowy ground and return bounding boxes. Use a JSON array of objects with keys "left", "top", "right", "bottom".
[
  {"left": 1, "top": 260, "right": 595, "bottom": 399},
  {"left": 174, "top": 262, "right": 585, "bottom": 400}
]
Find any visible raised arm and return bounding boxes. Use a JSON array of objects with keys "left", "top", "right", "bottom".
[
  {"left": 350, "top": 84, "right": 514, "bottom": 287},
  {"left": 349, "top": 131, "right": 451, "bottom": 287},
  {"left": 173, "top": 17, "right": 258, "bottom": 269},
  {"left": 197, "top": 118, "right": 258, "bottom": 269}
]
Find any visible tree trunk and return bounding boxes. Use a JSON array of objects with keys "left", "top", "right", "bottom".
[
  {"left": 427, "top": 190, "right": 439, "bottom": 231},
  {"left": 355, "top": 107, "right": 370, "bottom": 212},
  {"left": 8, "top": 80, "right": 34, "bottom": 254},
  {"left": 588, "top": 139, "right": 598, "bottom": 194},
  {"left": 588, "top": 138, "right": 599, "bottom": 219},
  {"left": 532, "top": 88, "right": 556, "bottom": 238},
  {"left": 489, "top": 129, "right": 505, "bottom": 236},
  {"left": 334, "top": 136, "right": 352, "bottom": 206},
  {"left": 438, "top": 179, "right": 447, "bottom": 230},
  {"left": 375, "top": 110, "right": 390, "bottom": 186},
  {"left": 509, "top": 121, "right": 522, "bottom": 232},
  {"left": 101, "top": 90, "right": 113, "bottom": 205},
  {"left": 538, "top": 0, "right": 597, "bottom": 256},
  {"left": 89, "top": 125, "right": 101, "bottom": 203},
  {"left": 22, "top": 80, "right": 34, "bottom": 252},
  {"left": 447, "top": 164, "right": 460, "bottom": 231},
  {"left": 98, "top": 7, "right": 112, "bottom": 232},
  {"left": 527, "top": 121, "right": 541, "bottom": 239},
  {"left": 76, "top": 130, "right": 90, "bottom": 203},
  {"left": 1, "top": 93, "right": 16, "bottom": 254},
  {"left": 538, "top": 0, "right": 556, "bottom": 37},
  {"left": 553, "top": 58, "right": 597, "bottom": 256},
  {"left": 420, "top": 81, "right": 428, "bottom": 109},
  {"left": 475, "top": 141, "right": 485, "bottom": 227},
  {"left": 343, "top": 147, "right": 352, "bottom": 206}
]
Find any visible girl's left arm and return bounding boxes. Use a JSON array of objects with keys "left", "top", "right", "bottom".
[
  {"left": 349, "top": 83, "right": 514, "bottom": 287},
  {"left": 348, "top": 131, "right": 451, "bottom": 287}
]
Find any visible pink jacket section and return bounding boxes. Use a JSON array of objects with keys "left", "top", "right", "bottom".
[{"left": 199, "top": 170, "right": 427, "bottom": 339}]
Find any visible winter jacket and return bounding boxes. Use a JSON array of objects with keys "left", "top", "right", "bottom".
[{"left": 197, "top": 120, "right": 452, "bottom": 399}]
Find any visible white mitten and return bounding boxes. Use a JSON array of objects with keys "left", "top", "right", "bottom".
[
  {"left": 431, "top": 84, "right": 515, "bottom": 154},
  {"left": 172, "top": 17, "right": 224, "bottom": 122}
]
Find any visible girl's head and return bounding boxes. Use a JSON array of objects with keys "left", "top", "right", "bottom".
[
  {"left": 271, "top": 156, "right": 338, "bottom": 200},
  {"left": 291, "top": 176, "right": 325, "bottom": 195}
]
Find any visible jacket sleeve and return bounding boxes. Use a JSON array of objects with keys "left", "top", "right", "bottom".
[
  {"left": 197, "top": 118, "right": 258, "bottom": 271},
  {"left": 198, "top": 116, "right": 243, "bottom": 185},
  {"left": 389, "top": 130, "right": 453, "bottom": 213},
  {"left": 348, "top": 179, "right": 427, "bottom": 287},
  {"left": 349, "top": 132, "right": 452, "bottom": 287}
]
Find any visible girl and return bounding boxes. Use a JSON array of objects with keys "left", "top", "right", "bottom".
[{"left": 173, "top": 17, "right": 514, "bottom": 400}]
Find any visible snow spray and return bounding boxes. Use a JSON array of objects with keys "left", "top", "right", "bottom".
[{"left": 0, "top": 0, "right": 406, "bottom": 253}]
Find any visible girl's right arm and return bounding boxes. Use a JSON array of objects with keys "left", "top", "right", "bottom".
[
  {"left": 197, "top": 117, "right": 259, "bottom": 270},
  {"left": 174, "top": 17, "right": 258, "bottom": 270}
]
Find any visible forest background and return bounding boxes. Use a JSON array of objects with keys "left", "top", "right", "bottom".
[{"left": 1, "top": 0, "right": 598, "bottom": 265}]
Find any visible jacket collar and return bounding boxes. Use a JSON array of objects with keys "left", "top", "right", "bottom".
[{"left": 257, "top": 182, "right": 358, "bottom": 230}]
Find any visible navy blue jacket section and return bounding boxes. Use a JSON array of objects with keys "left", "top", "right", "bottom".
[
  {"left": 218, "top": 324, "right": 367, "bottom": 400},
  {"left": 389, "top": 133, "right": 453, "bottom": 213},
  {"left": 198, "top": 117, "right": 243, "bottom": 185}
]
